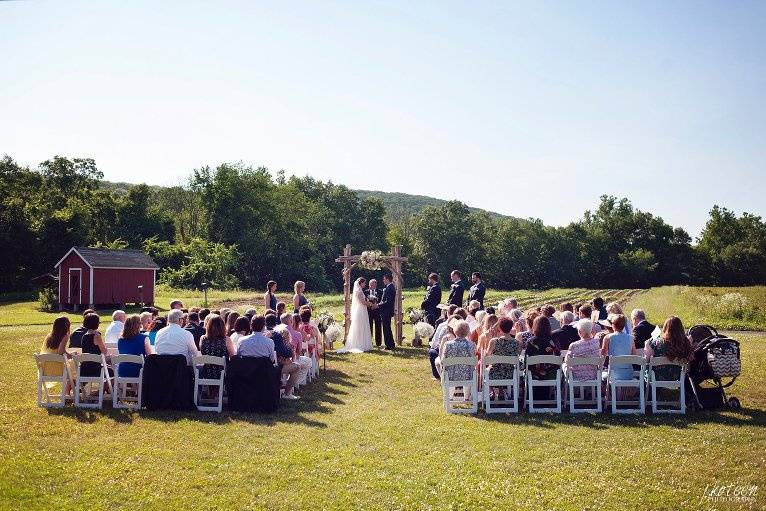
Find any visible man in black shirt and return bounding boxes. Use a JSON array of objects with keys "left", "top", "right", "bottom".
[
  {"left": 68, "top": 308, "right": 95, "bottom": 349},
  {"left": 631, "top": 309, "right": 655, "bottom": 350},
  {"left": 184, "top": 312, "right": 206, "bottom": 349},
  {"left": 551, "top": 311, "right": 580, "bottom": 350}
]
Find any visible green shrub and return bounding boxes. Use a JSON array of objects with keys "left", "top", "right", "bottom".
[{"left": 38, "top": 287, "right": 57, "bottom": 312}]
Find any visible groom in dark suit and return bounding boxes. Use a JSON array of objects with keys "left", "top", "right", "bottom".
[
  {"left": 366, "top": 279, "right": 383, "bottom": 347},
  {"left": 377, "top": 274, "right": 396, "bottom": 350}
]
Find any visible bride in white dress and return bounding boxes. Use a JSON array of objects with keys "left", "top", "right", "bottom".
[{"left": 337, "top": 277, "right": 373, "bottom": 353}]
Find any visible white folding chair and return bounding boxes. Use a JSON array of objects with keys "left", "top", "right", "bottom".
[
  {"left": 34, "top": 353, "right": 71, "bottom": 408},
  {"left": 565, "top": 356, "right": 603, "bottom": 413},
  {"left": 441, "top": 356, "right": 479, "bottom": 414},
  {"left": 607, "top": 355, "right": 646, "bottom": 414},
  {"left": 73, "top": 353, "right": 111, "bottom": 409},
  {"left": 525, "top": 355, "right": 563, "bottom": 413},
  {"left": 648, "top": 356, "right": 686, "bottom": 414},
  {"left": 193, "top": 355, "right": 226, "bottom": 412},
  {"left": 482, "top": 355, "right": 520, "bottom": 413},
  {"left": 111, "top": 354, "right": 144, "bottom": 410}
]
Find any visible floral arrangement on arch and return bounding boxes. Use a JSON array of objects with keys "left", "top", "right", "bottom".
[{"left": 358, "top": 250, "right": 385, "bottom": 270}]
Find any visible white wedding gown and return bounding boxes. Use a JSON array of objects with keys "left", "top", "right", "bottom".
[{"left": 337, "top": 282, "right": 373, "bottom": 353}]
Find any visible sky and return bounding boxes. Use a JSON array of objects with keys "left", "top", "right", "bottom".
[{"left": 2, "top": 0, "right": 765, "bottom": 238}]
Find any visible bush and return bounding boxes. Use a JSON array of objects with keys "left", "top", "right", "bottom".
[
  {"left": 718, "top": 292, "right": 752, "bottom": 320},
  {"left": 38, "top": 287, "right": 57, "bottom": 312}
]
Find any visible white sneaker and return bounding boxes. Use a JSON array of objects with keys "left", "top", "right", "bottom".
[{"left": 283, "top": 393, "right": 300, "bottom": 400}]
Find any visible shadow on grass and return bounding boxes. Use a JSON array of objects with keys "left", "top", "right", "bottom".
[
  {"left": 343, "top": 345, "right": 426, "bottom": 360},
  {"left": 472, "top": 406, "right": 766, "bottom": 430},
  {"left": 46, "top": 364, "right": 356, "bottom": 429}
]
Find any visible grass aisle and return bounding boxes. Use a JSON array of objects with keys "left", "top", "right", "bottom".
[{"left": 1, "top": 289, "right": 765, "bottom": 510}]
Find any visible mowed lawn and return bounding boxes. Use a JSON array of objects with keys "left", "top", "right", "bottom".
[{"left": 1, "top": 290, "right": 765, "bottom": 510}]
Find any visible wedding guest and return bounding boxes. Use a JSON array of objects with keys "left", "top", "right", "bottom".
[
  {"left": 563, "top": 319, "right": 601, "bottom": 381},
  {"left": 466, "top": 272, "right": 486, "bottom": 310},
  {"left": 276, "top": 302, "right": 286, "bottom": 317},
  {"left": 198, "top": 308, "right": 211, "bottom": 322},
  {"left": 507, "top": 298, "right": 518, "bottom": 310},
  {"left": 542, "top": 304, "right": 560, "bottom": 331},
  {"left": 509, "top": 309, "right": 525, "bottom": 334},
  {"left": 104, "top": 310, "right": 126, "bottom": 350},
  {"left": 225, "top": 311, "right": 240, "bottom": 336},
  {"left": 230, "top": 316, "right": 251, "bottom": 350},
  {"left": 486, "top": 317, "right": 520, "bottom": 399},
  {"left": 199, "top": 314, "right": 236, "bottom": 381},
  {"left": 429, "top": 308, "right": 465, "bottom": 380},
  {"left": 40, "top": 316, "right": 74, "bottom": 392},
  {"left": 631, "top": 309, "right": 655, "bottom": 350},
  {"left": 266, "top": 314, "right": 300, "bottom": 400},
  {"left": 551, "top": 311, "right": 580, "bottom": 350},
  {"left": 170, "top": 299, "right": 184, "bottom": 310},
  {"left": 293, "top": 281, "right": 309, "bottom": 313},
  {"left": 147, "top": 316, "right": 165, "bottom": 346},
  {"left": 264, "top": 281, "right": 278, "bottom": 311},
  {"left": 525, "top": 315, "right": 561, "bottom": 381},
  {"left": 469, "top": 308, "right": 486, "bottom": 338},
  {"left": 80, "top": 313, "right": 109, "bottom": 376},
  {"left": 139, "top": 311, "right": 153, "bottom": 334},
  {"left": 244, "top": 308, "right": 257, "bottom": 320},
  {"left": 117, "top": 314, "right": 152, "bottom": 378},
  {"left": 219, "top": 308, "right": 232, "bottom": 325},
  {"left": 596, "top": 317, "right": 615, "bottom": 343},
  {"left": 606, "top": 302, "right": 631, "bottom": 334},
  {"left": 184, "top": 312, "right": 205, "bottom": 349},
  {"left": 421, "top": 273, "right": 442, "bottom": 325},
  {"left": 447, "top": 270, "right": 465, "bottom": 307},
  {"left": 515, "top": 311, "right": 539, "bottom": 349},
  {"left": 154, "top": 309, "right": 199, "bottom": 365},
  {"left": 435, "top": 304, "right": 457, "bottom": 330},
  {"left": 560, "top": 302, "right": 574, "bottom": 314},
  {"left": 68, "top": 308, "right": 95, "bottom": 349},
  {"left": 592, "top": 297, "right": 608, "bottom": 322},
  {"left": 644, "top": 316, "right": 693, "bottom": 381},
  {"left": 476, "top": 314, "right": 499, "bottom": 355},
  {"left": 298, "top": 308, "right": 322, "bottom": 360},
  {"left": 439, "top": 320, "right": 476, "bottom": 384},
  {"left": 237, "top": 315, "right": 275, "bottom": 362},
  {"left": 282, "top": 313, "right": 312, "bottom": 383},
  {"left": 601, "top": 314, "right": 635, "bottom": 381}
]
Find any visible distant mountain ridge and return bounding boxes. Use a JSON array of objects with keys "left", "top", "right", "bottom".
[
  {"left": 354, "top": 189, "right": 512, "bottom": 222},
  {"left": 100, "top": 181, "right": 513, "bottom": 221}
]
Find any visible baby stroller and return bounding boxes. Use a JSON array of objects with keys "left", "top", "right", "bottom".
[{"left": 686, "top": 325, "right": 741, "bottom": 410}]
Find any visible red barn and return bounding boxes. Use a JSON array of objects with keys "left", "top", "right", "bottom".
[{"left": 55, "top": 247, "right": 159, "bottom": 309}]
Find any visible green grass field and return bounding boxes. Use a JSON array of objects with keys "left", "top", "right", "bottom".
[{"left": 1, "top": 287, "right": 764, "bottom": 510}]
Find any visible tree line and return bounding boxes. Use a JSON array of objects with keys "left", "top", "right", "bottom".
[{"left": 1, "top": 154, "right": 764, "bottom": 294}]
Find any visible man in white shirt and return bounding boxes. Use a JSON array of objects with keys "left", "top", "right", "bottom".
[
  {"left": 236, "top": 315, "right": 276, "bottom": 363},
  {"left": 104, "top": 310, "right": 126, "bottom": 349},
  {"left": 154, "top": 309, "right": 199, "bottom": 365}
]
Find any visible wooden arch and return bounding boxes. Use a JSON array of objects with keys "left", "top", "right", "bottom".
[{"left": 335, "top": 244, "right": 407, "bottom": 345}]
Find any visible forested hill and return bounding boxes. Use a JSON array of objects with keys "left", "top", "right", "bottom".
[
  {"left": 354, "top": 190, "right": 511, "bottom": 222},
  {"left": 101, "top": 181, "right": 511, "bottom": 222}
]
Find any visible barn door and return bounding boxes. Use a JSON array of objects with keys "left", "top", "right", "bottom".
[{"left": 68, "top": 269, "right": 82, "bottom": 304}]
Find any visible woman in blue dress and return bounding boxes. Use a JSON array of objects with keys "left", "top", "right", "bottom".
[
  {"left": 601, "top": 314, "right": 636, "bottom": 380},
  {"left": 264, "top": 280, "right": 278, "bottom": 312}
]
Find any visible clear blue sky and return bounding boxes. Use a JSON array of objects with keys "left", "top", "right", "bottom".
[{"left": 2, "top": 0, "right": 765, "bottom": 237}]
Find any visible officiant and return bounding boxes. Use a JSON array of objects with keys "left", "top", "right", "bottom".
[{"left": 367, "top": 278, "right": 383, "bottom": 347}]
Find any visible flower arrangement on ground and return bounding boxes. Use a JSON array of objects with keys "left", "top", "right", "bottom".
[
  {"left": 412, "top": 321, "right": 435, "bottom": 347},
  {"left": 407, "top": 307, "right": 424, "bottom": 325}
]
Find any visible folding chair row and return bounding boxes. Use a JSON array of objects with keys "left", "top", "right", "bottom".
[{"left": 440, "top": 354, "right": 687, "bottom": 415}]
